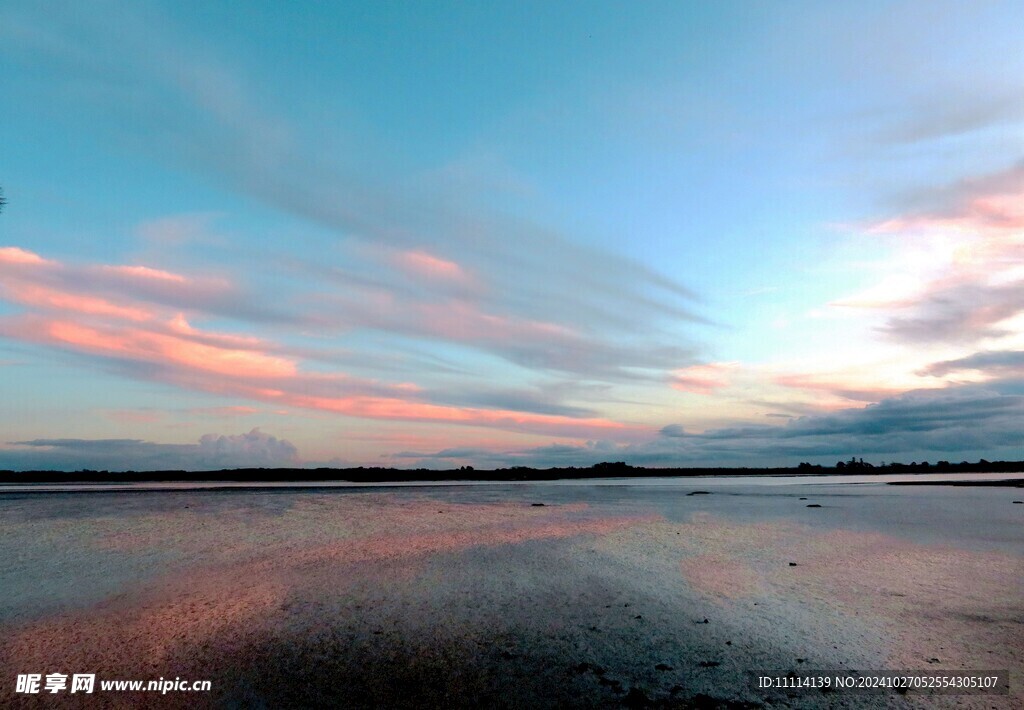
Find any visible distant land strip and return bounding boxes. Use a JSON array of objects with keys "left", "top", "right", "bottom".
[
  {"left": 887, "top": 478, "right": 1023, "bottom": 487},
  {"left": 1, "top": 459, "right": 1023, "bottom": 484}
]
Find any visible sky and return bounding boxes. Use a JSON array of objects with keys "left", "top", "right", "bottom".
[{"left": 1, "top": 0, "right": 1022, "bottom": 471}]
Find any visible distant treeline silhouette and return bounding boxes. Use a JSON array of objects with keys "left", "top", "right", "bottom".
[{"left": 1, "top": 458, "right": 1022, "bottom": 484}]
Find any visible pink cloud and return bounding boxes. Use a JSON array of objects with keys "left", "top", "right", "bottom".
[
  {"left": 43, "top": 319, "right": 298, "bottom": 379},
  {"left": 0, "top": 246, "right": 637, "bottom": 439},
  {"left": 100, "top": 264, "right": 189, "bottom": 283},
  {"left": 414, "top": 301, "right": 576, "bottom": 343},
  {"left": 288, "top": 393, "right": 633, "bottom": 437},
  {"left": 670, "top": 362, "right": 734, "bottom": 394},
  {"left": 6, "top": 312, "right": 631, "bottom": 437},
  {"left": 5, "top": 283, "right": 154, "bottom": 322},
  {"left": 191, "top": 406, "right": 262, "bottom": 416},
  {"left": 0, "top": 244, "right": 258, "bottom": 327},
  {"left": 871, "top": 192, "right": 1024, "bottom": 235},
  {"left": 394, "top": 249, "right": 470, "bottom": 283},
  {"left": 0, "top": 247, "right": 51, "bottom": 265},
  {"left": 834, "top": 167, "right": 1024, "bottom": 347},
  {"left": 774, "top": 372, "right": 907, "bottom": 403}
]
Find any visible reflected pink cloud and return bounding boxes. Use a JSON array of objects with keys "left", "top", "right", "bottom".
[
  {"left": 0, "top": 498, "right": 653, "bottom": 688},
  {"left": 678, "top": 554, "right": 764, "bottom": 601}
]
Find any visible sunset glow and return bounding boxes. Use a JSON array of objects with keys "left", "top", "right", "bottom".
[{"left": 1, "top": 0, "right": 1021, "bottom": 470}]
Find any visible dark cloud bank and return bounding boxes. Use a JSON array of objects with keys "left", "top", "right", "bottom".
[
  {"left": 399, "top": 381, "right": 1024, "bottom": 469},
  {"left": 1, "top": 428, "right": 298, "bottom": 471}
]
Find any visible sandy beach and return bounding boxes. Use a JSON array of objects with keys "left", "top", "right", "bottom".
[{"left": 1, "top": 477, "right": 1020, "bottom": 708}]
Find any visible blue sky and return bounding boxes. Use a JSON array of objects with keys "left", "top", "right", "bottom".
[{"left": 1, "top": 0, "right": 1022, "bottom": 470}]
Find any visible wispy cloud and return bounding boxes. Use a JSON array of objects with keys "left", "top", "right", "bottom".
[
  {"left": 874, "top": 91, "right": 1024, "bottom": 145},
  {"left": 922, "top": 350, "right": 1024, "bottom": 380},
  {"left": 0, "top": 246, "right": 286, "bottom": 324},
  {"left": 669, "top": 362, "right": 735, "bottom": 394},
  {"left": 0, "top": 0, "right": 708, "bottom": 395},
  {"left": 831, "top": 161, "right": 1024, "bottom": 346},
  {"left": 0, "top": 247, "right": 643, "bottom": 438}
]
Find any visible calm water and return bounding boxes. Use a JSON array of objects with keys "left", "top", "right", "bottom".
[{"left": 1, "top": 474, "right": 1021, "bottom": 624}]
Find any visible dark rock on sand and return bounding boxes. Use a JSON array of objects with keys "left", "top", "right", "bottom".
[
  {"left": 530, "top": 503, "right": 546, "bottom": 507},
  {"left": 689, "top": 694, "right": 764, "bottom": 709},
  {"left": 788, "top": 562, "right": 798, "bottom": 567},
  {"left": 623, "top": 687, "right": 651, "bottom": 708},
  {"left": 573, "top": 662, "right": 606, "bottom": 676}
]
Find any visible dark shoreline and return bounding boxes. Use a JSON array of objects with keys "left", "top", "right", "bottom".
[
  {"left": 888, "top": 478, "right": 1024, "bottom": 488},
  {"left": 1, "top": 459, "right": 1022, "bottom": 484}
]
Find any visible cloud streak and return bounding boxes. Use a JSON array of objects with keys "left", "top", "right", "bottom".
[{"left": 0, "top": 247, "right": 643, "bottom": 438}]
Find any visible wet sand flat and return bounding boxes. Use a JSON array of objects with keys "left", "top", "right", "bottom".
[{"left": 0, "top": 479, "right": 1021, "bottom": 708}]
